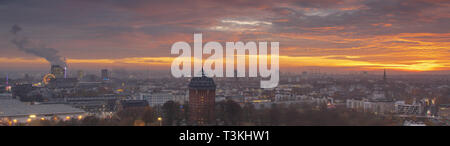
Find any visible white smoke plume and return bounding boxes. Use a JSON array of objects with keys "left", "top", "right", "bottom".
[{"left": 10, "top": 24, "right": 66, "bottom": 66}]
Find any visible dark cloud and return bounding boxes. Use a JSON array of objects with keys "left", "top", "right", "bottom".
[
  {"left": 291, "top": 0, "right": 348, "bottom": 8},
  {"left": 10, "top": 24, "right": 21, "bottom": 34},
  {"left": 272, "top": 0, "right": 450, "bottom": 37},
  {"left": 0, "top": 0, "right": 448, "bottom": 70}
]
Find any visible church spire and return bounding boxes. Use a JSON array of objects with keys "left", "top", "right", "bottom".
[{"left": 383, "top": 68, "right": 387, "bottom": 82}]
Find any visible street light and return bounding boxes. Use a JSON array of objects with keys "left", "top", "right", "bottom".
[{"left": 157, "top": 117, "right": 162, "bottom": 126}]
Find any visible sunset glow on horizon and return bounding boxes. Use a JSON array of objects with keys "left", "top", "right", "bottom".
[{"left": 1, "top": 0, "right": 449, "bottom": 73}]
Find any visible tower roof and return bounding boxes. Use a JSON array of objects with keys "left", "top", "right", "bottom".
[{"left": 188, "top": 69, "right": 216, "bottom": 90}]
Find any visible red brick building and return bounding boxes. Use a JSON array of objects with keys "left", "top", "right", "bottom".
[{"left": 188, "top": 70, "right": 216, "bottom": 125}]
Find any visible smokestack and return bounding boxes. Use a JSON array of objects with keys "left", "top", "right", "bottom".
[
  {"left": 5, "top": 73, "right": 8, "bottom": 85},
  {"left": 10, "top": 24, "right": 67, "bottom": 67},
  {"left": 64, "top": 67, "right": 67, "bottom": 78},
  {"left": 51, "top": 65, "right": 65, "bottom": 78},
  {"left": 64, "top": 57, "right": 67, "bottom": 78}
]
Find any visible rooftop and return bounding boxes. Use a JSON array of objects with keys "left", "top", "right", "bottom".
[
  {"left": 0, "top": 99, "right": 85, "bottom": 117},
  {"left": 188, "top": 69, "right": 216, "bottom": 90}
]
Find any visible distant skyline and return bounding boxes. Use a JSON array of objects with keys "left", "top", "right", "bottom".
[{"left": 0, "top": 0, "right": 449, "bottom": 73}]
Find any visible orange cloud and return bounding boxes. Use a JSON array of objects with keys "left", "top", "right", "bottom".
[{"left": 2, "top": 54, "right": 448, "bottom": 72}]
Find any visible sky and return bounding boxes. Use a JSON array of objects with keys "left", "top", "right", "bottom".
[{"left": 0, "top": 0, "right": 449, "bottom": 74}]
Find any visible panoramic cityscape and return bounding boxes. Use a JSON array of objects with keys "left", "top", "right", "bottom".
[
  {"left": 1, "top": 0, "right": 450, "bottom": 127},
  {"left": 1, "top": 65, "right": 449, "bottom": 126}
]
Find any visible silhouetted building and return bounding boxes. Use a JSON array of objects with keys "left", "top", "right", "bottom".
[
  {"left": 0, "top": 98, "right": 85, "bottom": 123},
  {"left": 438, "top": 104, "right": 450, "bottom": 120},
  {"left": 51, "top": 65, "right": 65, "bottom": 78},
  {"left": 188, "top": 69, "right": 216, "bottom": 125},
  {"left": 139, "top": 92, "right": 173, "bottom": 107},
  {"left": 101, "top": 69, "right": 109, "bottom": 81},
  {"left": 117, "top": 100, "right": 149, "bottom": 111},
  {"left": 11, "top": 84, "right": 42, "bottom": 102},
  {"left": 47, "top": 78, "right": 78, "bottom": 89},
  {"left": 0, "top": 85, "right": 6, "bottom": 93},
  {"left": 77, "top": 70, "right": 84, "bottom": 80},
  {"left": 421, "top": 98, "right": 438, "bottom": 117},
  {"left": 65, "top": 96, "right": 118, "bottom": 113}
]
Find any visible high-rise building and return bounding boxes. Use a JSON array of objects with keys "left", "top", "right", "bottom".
[
  {"left": 77, "top": 70, "right": 84, "bottom": 80},
  {"left": 101, "top": 69, "right": 109, "bottom": 81},
  {"left": 188, "top": 69, "right": 216, "bottom": 125},
  {"left": 51, "top": 65, "right": 65, "bottom": 78}
]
